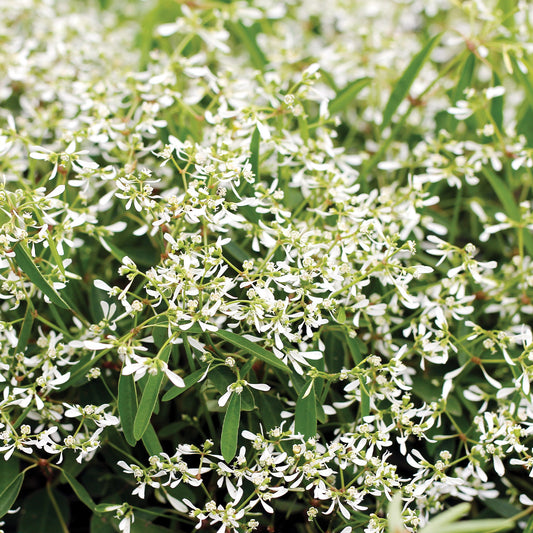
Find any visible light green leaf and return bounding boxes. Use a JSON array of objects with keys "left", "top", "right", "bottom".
[
  {"left": 217, "top": 330, "right": 291, "bottom": 373},
  {"left": 421, "top": 503, "right": 470, "bottom": 531},
  {"left": 295, "top": 379, "right": 316, "bottom": 439},
  {"left": 229, "top": 22, "right": 268, "bottom": 71},
  {"left": 13, "top": 243, "right": 70, "bottom": 309},
  {"left": 387, "top": 493, "right": 404, "bottom": 533},
  {"left": 427, "top": 519, "right": 514, "bottom": 533},
  {"left": 0, "top": 472, "right": 24, "bottom": 519},
  {"left": 380, "top": 33, "right": 442, "bottom": 132},
  {"left": 221, "top": 392, "right": 241, "bottom": 463},
  {"left": 118, "top": 372, "right": 138, "bottom": 446},
  {"left": 336, "top": 306, "right": 346, "bottom": 324},
  {"left": 329, "top": 77, "right": 371, "bottom": 115}
]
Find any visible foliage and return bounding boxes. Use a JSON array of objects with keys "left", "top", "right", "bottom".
[{"left": 0, "top": 0, "right": 532, "bottom": 532}]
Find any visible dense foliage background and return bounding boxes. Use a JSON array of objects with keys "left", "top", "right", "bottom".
[{"left": 0, "top": 0, "right": 532, "bottom": 532}]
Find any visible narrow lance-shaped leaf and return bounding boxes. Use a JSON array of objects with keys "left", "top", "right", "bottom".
[
  {"left": 62, "top": 471, "right": 96, "bottom": 511},
  {"left": 329, "top": 77, "right": 371, "bottom": 115},
  {"left": 16, "top": 302, "right": 34, "bottom": 353},
  {"left": 118, "top": 371, "right": 138, "bottom": 446},
  {"left": 359, "top": 377, "right": 371, "bottom": 419},
  {"left": 490, "top": 71, "right": 504, "bottom": 132},
  {"left": 217, "top": 330, "right": 291, "bottom": 373},
  {"left": 380, "top": 33, "right": 442, "bottom": 132},
  {"left": 13, "top": 243, "right": 70, "bottom": 309},
  {"left": 133, "top": 345, "right": 171, "bottom": 441},
  {"left": 221, "top": 392, "right": 241, "bottom": 463},
  {"left": 250, "top": 126, "right": 260, "bottom": 180},
  {"left": 481, "top": 167, "right": 533, "bottom": 256},
  {"left": 295, "top": 379, "right": 316, "bottom": 439},
  {"left": 162, "top": 367, "right": 207, "bottom": 402},
  {"left": 0, "top": 472, "right": 24, "bottom": 519},
  {"left": 142, "top": 422, "right": 163, "bottom": 456}
]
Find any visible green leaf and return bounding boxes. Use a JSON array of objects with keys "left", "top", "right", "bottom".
[
  {"left": 346, "top": 335, "right": 362, "bottom": 365},
  {"left": 453, "top": 53, "right": 476, "bottom": 104},
  {"left": 118, "top": 372, "right": 138, "bottom": 446},
  {"left": 380, "top": 33, "right": 442, "bottom": 132},
  {"left": 255, "top": 394, "right": 283, "bottom": 431},
  {"left": 481, "top": 167, "right": 518, "bottom": 217},
  {"left": 429, "top": 519, "right": 514, "bottom": 533},
  {"left": 0, "top": 459, "right": 19, "bottom": 494},
  {"left": 490, "top": 71, "right": 504, "bottom": 132},
  {"left": 162, "top": 367, "right": 206, "bottom": 401},
  {"left": 18, "top": 487, "right": 70, "bottom": 533},
  {"left": 387, "top": 493, "right": 404, "bottom": 533},
  {"left": 524, "top": 514, "right": 533, "bottom": 533},
  {"left": 481, "top": 168, "right": 533, "bottom": 256},
  {"left": 90, "top": 513, "right": 116, "bottom": 533},
  {"left": 142, "top": 422, "right": 163, "bottom": 456},
  {"left": 133, "top": 345, "right": 171, "bottom": 441},
  {"left": 359, "top": 377, "right": 370, "bottom": 418},
  {"left": 482, "top": 498, "right": 521, "bottom": 519},
  {"left": 421, "top": 503, "right": 470, "bottom": 531},
  {"left": 62, "top": 470, "right": 96, "bottom": 511},
  {"left": 221, "top": 392, "right": 241, "bottom": 462},
  {"left": 0, "top": 472, "right": 24, "bottom": 519},
  {"left": 13, "top": 243, "right": 70, "bottom": 309},
  {"left": 329, "top": 77, "right": 371, "bottom": 115},
  {"left": 295, "top": 379, "right": 316, "bottom": 439},
  {"left": 250, "top": 125, "right": 260, "bottom": 180},
  {"left": 16, "top": 303, "right": 34, "bottom": 353},
  {"left": 229, "top": 22, "right": 268, "bottom": 71},
  {"left": 217, "top": 330, "right": 291, "bottom": 373}
]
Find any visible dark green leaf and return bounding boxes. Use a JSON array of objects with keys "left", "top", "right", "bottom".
[
  {"left": 359, "top": 377, "right": 370, "bottom": 418},
  {"left": 133, "top": 345, "right": 171, "bottom": 440},
  {"left": 221, "top": 392, "right": 241, "bottom": 462},
  {"left": 18, "top": 487, "right": 70, "bottom": 533},
  {"left": 490, "top": 71, "right": 504, "bottom": 132},
  {"left": 346, "top": 335, "right": 362, "bottom": 365},
  {"left": 142, "top": 423, "right": 163, "bottom": 456},
  {"left": 250, "top": 125, "right": 260, "bottom": 180},
  {"left": 62, "top": 470, "right": 96, "bottom": 511},
  {"left": 255, "top": 394, "right": 283, "bottom": 431},
  {"left": 295, "top": 379, "right": 316, "bottom": 439},
  {"left": 380, "top": 33, "right": 442, "bottom": 132},
  {"left": 217, "top": 330, "right": 291, "bottom": 373},
  {"left": 16, "top": 303, "right": 34, "bottom": 353},
  {"left": 90, "top": 513, "right": 116, "bottom": 533},
  {"left": 118, "top": 372, "right": 138, "bottom": 446},
  {"left": 162, "top": 367, "right": 206, "bottom": 401},
  {"left": 0, "top": 472, "right": 24, "bottom": 519},
  {"left": 13, "top": 243, "right": 70, "bottom": 309},
  {"left": 483, "top": 498, "right": 521, "bottom": 519},
  {"left": 524, "top": 514, "right": 533, "bottom": 533},
  {"left": 329, "top": 77, "right": 371, "bottom": 115},
  {"left": 0, "top": 459, "right": 19, "bottom": 494}
]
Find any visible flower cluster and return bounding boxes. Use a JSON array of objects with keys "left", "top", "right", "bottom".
[{"left": 0, "top": 0, "right": 532, "bottom": 532}]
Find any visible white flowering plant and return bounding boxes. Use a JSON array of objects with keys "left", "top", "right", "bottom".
[{"left": 0, "top": 0, "right": 532, "bottom": 532}]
